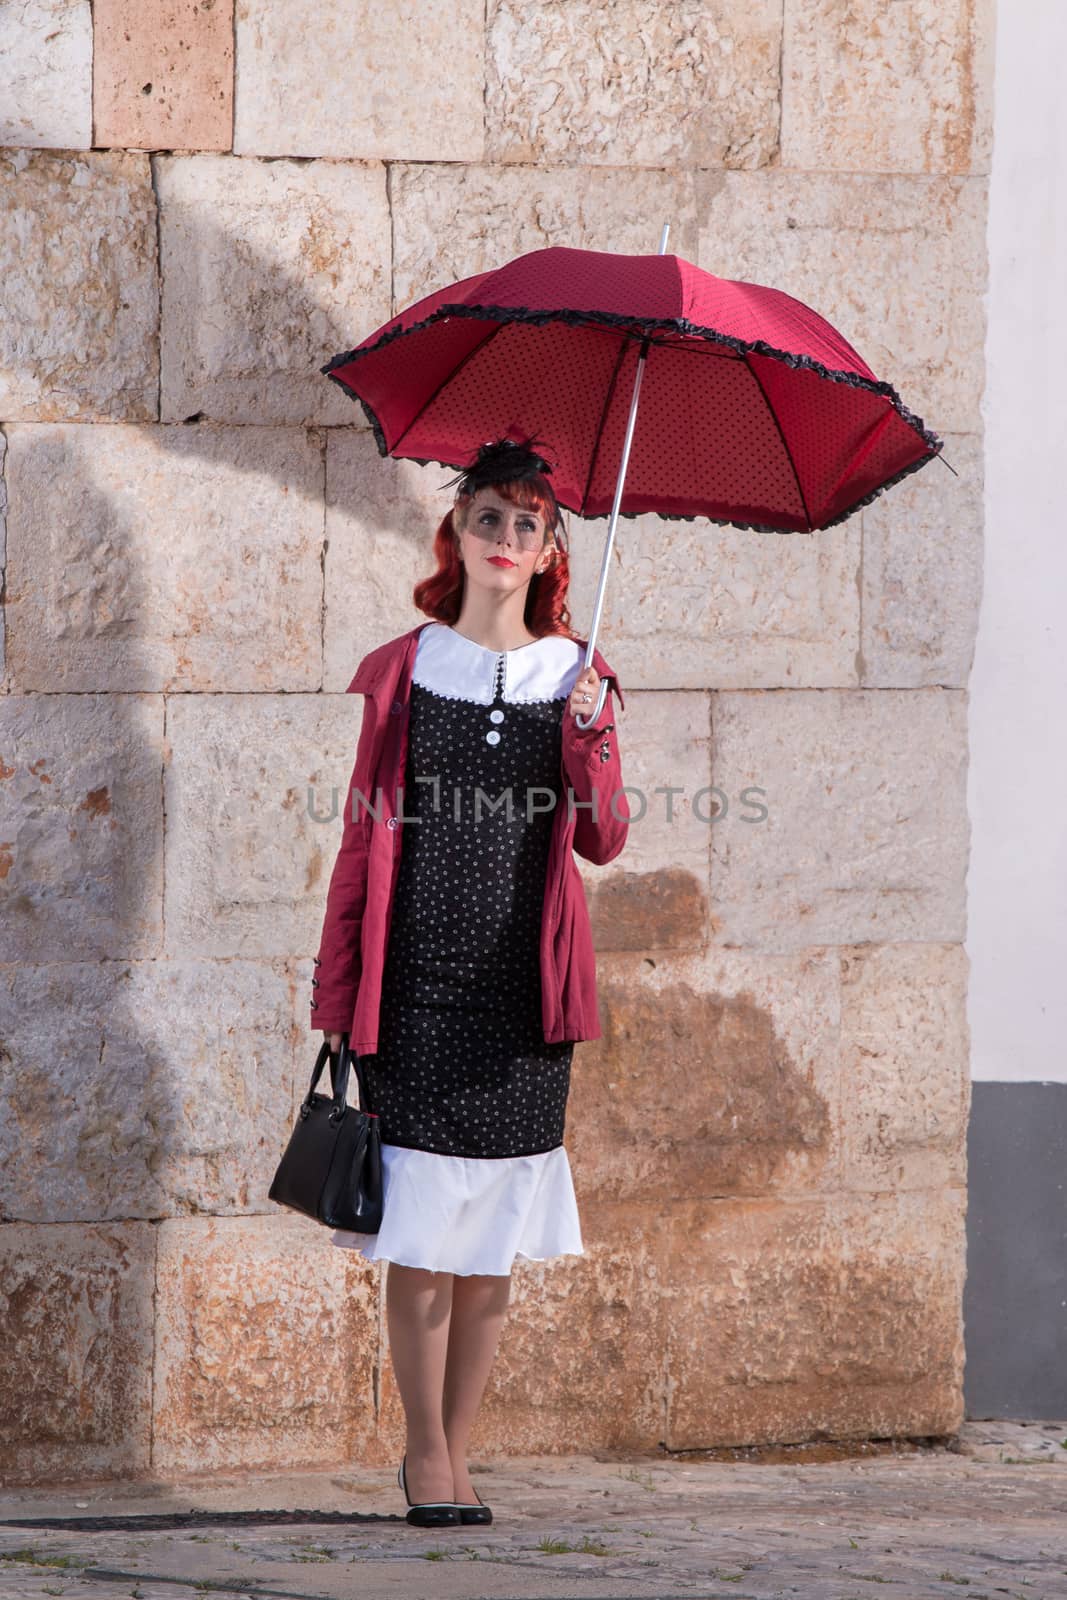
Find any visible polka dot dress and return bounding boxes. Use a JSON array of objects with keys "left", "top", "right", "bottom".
[{"left": 330, "top": 623, "right": 587, "bottom": 1276}]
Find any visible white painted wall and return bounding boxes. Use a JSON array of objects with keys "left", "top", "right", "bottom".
[{"left": 969, "top": 0, "right": 1067, "bottom": 1081}]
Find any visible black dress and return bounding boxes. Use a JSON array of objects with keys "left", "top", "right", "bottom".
[{"left": 329, "top": 622, "right": 587, "bottom": 1275}]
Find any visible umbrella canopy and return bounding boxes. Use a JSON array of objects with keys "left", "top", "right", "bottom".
[{"left": 322, "top": 245, "right": 942, "bottom": 535}]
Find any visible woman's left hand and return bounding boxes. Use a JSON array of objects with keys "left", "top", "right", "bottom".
[{"left": 567, "top": 665, "right": 601, "bottom": 720}]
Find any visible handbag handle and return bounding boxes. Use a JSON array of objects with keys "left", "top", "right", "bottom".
[{"left": 300, "top": 1034, "right": 369, "bottom": 1126}]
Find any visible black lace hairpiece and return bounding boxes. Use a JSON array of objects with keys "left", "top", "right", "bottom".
[{"left": 440, "top": 435, "right": 566, "bottom": 540}]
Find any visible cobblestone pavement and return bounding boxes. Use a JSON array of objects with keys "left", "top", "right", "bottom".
[{"left": 1, "top": 1421, "right": 1064, "bottom": 1600}]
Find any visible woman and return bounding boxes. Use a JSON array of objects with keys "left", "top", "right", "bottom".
[{"left": 310, "top": 437, "right": 629, "bottom": 1528}]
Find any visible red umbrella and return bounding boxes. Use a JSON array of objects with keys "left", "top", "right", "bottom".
[{"left": 322, "top": 226, "right": 943, "bottom": 722}]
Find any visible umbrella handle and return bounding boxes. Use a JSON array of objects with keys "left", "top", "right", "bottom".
[{"left": 575, "top": 671, "right": 609, "bottom": 727}]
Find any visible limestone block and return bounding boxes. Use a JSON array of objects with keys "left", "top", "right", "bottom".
[
  {"left": 152, "top": 1214, "right": 378, "bottom": 1472},
  {"left": 232, "top": 0, "right": 484, "bottom": 162},
  {"left": 0, "top": 150, "right": 158, "bottom": 421},
  {"left": 661, "top": 1189, "right": 966, "bottom": 1447},
  {"left": 569, "top": 947, "right": 841, "bottom": 1202},
  {"left": 0, "top": 0, "right": 92, "bottom": 150},
  {"left": 0, "top": 1222, "right": 155, "bottom": 1486},
  {"left": 93, "top": 0, "right": 234, "bottom": 153},
  {"left": 486, "top": 0, "right": 781, "bottom": 169},
  {"left": 781, "top": 0, "right": 995, "bottom": 176},
  {"left": 709, "top": 687, "right": 968, "bottom": 950},
  {"left": 565, "top": 509, "right": 861, "bottom": 691},
  {"left": 0, "top": 960, "right": 298, "bottom": 1222},
  {"left": 0, "top": 693, "right": 164, "bottom": 961},
  {"left": 482, "top": 1201, "right": 666, "bottom": 1452},
  {"left": 578, "top": 688, "right": 709, "bottom": 953},
  {"left": 390, "top": 162, "right": 702, "bottom": 308},
  {"left": 156, "top": 154, "right": 390, "bottom": 425},
  {"left": 697, "top": 171, "right": 988, "bottom": 436},
  {"left": 164, "top": 692, "right": 361, "bottom": 957},
  {"left": 0, "top": 428, "right": 7, "bottom": 679},
  {"left": 861, "top": 432, "right": 982, "bottom": 688},
  {"left": 4, "top": 422, "right": 324, "bottom": 692},
  {"left": 838, "top": 944, "right": 970, "bottom": 1193}
]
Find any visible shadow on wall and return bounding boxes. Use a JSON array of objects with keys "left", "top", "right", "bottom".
[{"left": 0, "top": 179, "right": 441, "bottom": 1483}]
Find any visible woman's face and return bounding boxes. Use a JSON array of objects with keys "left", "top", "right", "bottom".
[{"left": 455, "top": 486, "right": 553, "bottom": 590}]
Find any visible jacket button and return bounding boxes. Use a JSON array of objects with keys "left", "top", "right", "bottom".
[
  {"left": 489, "top": 708, "right": 504, "bottom": 724},
  {"left": 386, "top": 815, "right": 399, "bottom": 829},
  {"left": 390, "top": 699, "right": 402, "bottom": 715},
  {"left": 486, "top": 730, "right": 501, "bottom": 745}
]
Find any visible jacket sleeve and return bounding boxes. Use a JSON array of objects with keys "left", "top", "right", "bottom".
[
  {"left": 309, "top": 691, "right": 377, "bottom": 1034},
  {"left": 560, "top": 676, "right": 630, "bottom": 866}
]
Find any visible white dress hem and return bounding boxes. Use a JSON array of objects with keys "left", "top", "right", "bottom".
[{"left": 329, "top": 1140, "right": 583, "bottom": 1276}]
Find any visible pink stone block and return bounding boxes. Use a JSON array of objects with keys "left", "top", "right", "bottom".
[{"left": 94, "top": 0, "right": 233, "bottom": 152}]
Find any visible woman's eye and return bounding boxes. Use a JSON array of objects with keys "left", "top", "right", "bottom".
[{"left": 479, "top": 513, "right": 536, "bottom": 531}]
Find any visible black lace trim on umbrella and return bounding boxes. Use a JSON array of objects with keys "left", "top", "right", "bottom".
[{"left": 321, "top": 300, "right": 944, "bottom": 536}]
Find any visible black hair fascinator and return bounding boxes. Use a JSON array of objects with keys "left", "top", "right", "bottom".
[
  {"left": 440, "top": 435, "right": 554, "bottom": 489},
  {"left": 440, "top": 435, "right": 564, "bottom": 534}
]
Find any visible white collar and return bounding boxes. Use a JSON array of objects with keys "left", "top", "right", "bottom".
[{"left": 412, "top": 622, "right": 583, "bottom": 704}]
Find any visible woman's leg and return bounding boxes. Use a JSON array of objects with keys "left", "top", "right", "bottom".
[
  {"left": 442, "top": 1271, "right": 512, "bottom": 1503},
  {"left": 384, "top": 1263, "right": 456, "bottom": 1505}
]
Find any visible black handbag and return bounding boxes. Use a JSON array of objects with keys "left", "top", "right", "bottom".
[{"left": 268, "top": 1034, "right": 383, "bottom": 1232}]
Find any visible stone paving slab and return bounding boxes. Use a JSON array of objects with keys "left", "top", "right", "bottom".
[{"left": 0, "top": 1422, "right": 1064, "bottom": 1600}]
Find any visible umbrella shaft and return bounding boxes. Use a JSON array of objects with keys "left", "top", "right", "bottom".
[
  {"left": 577, "top": 337, "right": 650, "bottom": 726},
  {"left": 576, "top": 222, "right": 670, "bottom": 731}
]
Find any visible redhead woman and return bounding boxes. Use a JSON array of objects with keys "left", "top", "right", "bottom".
[{"left": 309, "top": 437, "right": 629, "bottom": 1527}]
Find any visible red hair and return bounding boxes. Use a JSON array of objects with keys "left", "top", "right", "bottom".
[{"left": 413, "top": 478, "right": 577, "bottom": 640}]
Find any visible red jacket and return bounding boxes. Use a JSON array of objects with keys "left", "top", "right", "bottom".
[{"left": 310, "top": 621, "right": 629, "bottom": 1052}]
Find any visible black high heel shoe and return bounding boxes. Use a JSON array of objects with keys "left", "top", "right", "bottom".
[
  {"left": 450, "top": 1486, "right": 493, "bottom": 1525},
  {"left": 398, "top": 1454, "right": 461, "bottom": 1527}
]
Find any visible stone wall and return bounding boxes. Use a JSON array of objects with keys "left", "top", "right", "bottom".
[{"left": 0, "top": 0, "right": 991, "bottom": 1482}]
